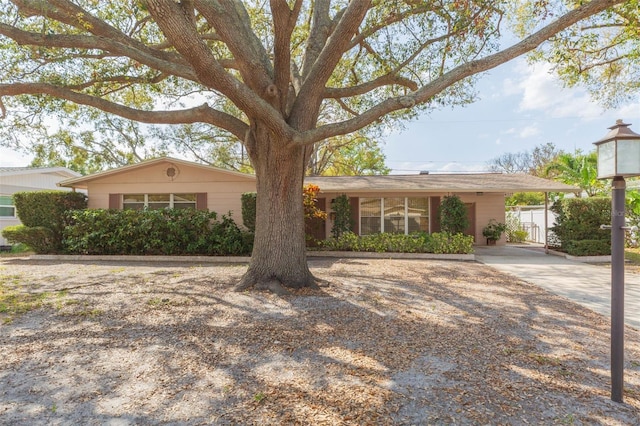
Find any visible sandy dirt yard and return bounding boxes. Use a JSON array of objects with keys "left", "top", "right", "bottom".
[{"left": 1, "top": 256, "right": 639, "bottom": 425}]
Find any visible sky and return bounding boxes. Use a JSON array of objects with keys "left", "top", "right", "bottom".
[
  {"left": 0, "top": 57, "right": 638, "bottom": 172},
  {"left": 384, "top": 58, "right": 640, "bottom": 174}
]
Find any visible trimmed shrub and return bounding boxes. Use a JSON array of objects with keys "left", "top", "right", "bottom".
[
  {"left": 1, "top": 225, "right": 55, "bottom": 254},
  {"left": 565, "top": 240, "right": 611, "bottom": 256},
  {"left": 331, "top": 194, "right": 352, "bottom": 238},
  {"left": 241, "top": 192, "right": 257, "bottom": 232},
  {"left": 439, "top": 195, "right": 469, "bottom": 234},
  {"left": 13, "top": 191, "right": 87, "bottom": 229},
  {"left": 10, "top": 191, "right": 87, "bottom": 252},
  {"left": 426, "top": 232, "right": 475, "bottom": 254},
  {"left": 550, "top": 197, "right": 610, "bottom": 253},
  {"left": 321, "top": 232, "right": 474, "bottom": 254},
  {"left": 63, "top": 208, "right": 252, "bottom": 256}
]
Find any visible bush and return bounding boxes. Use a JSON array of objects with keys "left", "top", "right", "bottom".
[
  {"left": 439, "top": 195, "right": 469, "bottom": 234},
  {"left": 331, "top": 194, "right": 352, "bottom": 238},
  {"left": 565, "top": 240, "right": 611, "bottom": 256},
  {"left": 426, "top": 232, "right": 475, "bottom": 254},
  {"left": 1, "top": 225, "right": 55, "bottom": 254},
  {"left": 505, "top": 211, "right": 528, "bottom": 243},
  {"left": 63, "top": 209, "right": 252, "bottom": 256},
  {"left": 11, "top": 191, "right": 87, "bottom": 252},
  {"left": 321, "top": 232, "right": 474, "bottom": 254},
  {"left": 241, "top": 192, "right": 257, "bottom": 232},
  {"left": 507, "top": 230, "right": 529, "bottom": 243},
  {"left": 550, "top": 197, "right": 610, "bottom": 253}
]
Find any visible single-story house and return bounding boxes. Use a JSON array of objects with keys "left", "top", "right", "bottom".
[
  {"left": 58, "top": 157, "right": 578, "bottom": 245},
  {"left": 1, "top": 166, "right": 81, "bottom": 246}
]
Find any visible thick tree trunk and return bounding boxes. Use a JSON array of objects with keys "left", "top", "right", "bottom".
[{"left": 235, "top": 123, "right": 316, "bottom": 294}]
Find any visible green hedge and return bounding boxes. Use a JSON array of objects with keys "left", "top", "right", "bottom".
[
  {"left": 321, "top": 232, "right": 474, "bottom": 254},
  {"left": 8, "top": 191, "right": 87, "bottom": 253},
  {"left": 550, "top": 197, "right": 610, "bottom": 254},
  {"left": 565, "top": 239, "right": 611, "bottom": 256},
  {"left": 13, "top": 191, "right": 87, "bottom": 229},
  {"left": 1, "top": 225, "right": 55, "bottom": 254},
  {"left": 63, "top": 209, "right": 252, "bottom": 256},
  {"left": 241, "top": 192, "right": 257, "bottom": 232}
]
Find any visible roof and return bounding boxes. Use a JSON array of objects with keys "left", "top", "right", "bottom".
[
  {"left": 58, "top": 157, "right": 255, "bottom": 189},
  {"left": 306, "top": 173, "right": 578, "bottom": 193},
  {"left": 0, "top": 166, "right": 81, "bottom": 178},
  {"left": 55, "top": 156, "right": 578, "bottom": 193}
]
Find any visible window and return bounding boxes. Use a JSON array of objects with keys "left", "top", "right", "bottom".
[
  {"left": 173, "top": 194, "right": 197, "bottom": 209},
  {"left": 360, "top": 198, "right": 381, "bottom": 235},
  {"left": 0, "top": 196, "right": 16, "bottom": 218},
  {"left": 123, "top": 194, "right": 197, "bottom": 210},
  {"left": 384, "top": 197, "right": 405, "bottom": 234},
  {"left": 407, "top": 197, "right": 429, "bottom": 233},
  {"left": 360, "top": 197, "right": 429, "bottom": 235}
]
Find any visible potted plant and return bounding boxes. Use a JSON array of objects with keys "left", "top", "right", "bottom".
[{"left": 482, "top": 219, "right": 507, "bottom": 245}]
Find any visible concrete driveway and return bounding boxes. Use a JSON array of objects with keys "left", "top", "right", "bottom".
[{"left": 475, "top": 245, "right": 640, "bottom": 329}]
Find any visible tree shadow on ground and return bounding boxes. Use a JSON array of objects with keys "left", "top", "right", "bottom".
[{"left": 0, "top": 258, "right": 639, "bottom": 424}]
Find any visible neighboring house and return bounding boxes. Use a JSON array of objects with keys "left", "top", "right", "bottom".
[
  {"left": 0, "top": 166, "right": 81, "bottom": 245},
  {"left": 58, "top": 157, "right": 578, "bottom": 245}
]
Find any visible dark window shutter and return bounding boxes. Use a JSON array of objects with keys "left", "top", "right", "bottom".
[
  {"left": 430, "top": 196, "right": 441, "bottom": 233},
  {"left": 349, "top": 197, "right": 360, "bottom": 235},
  {"left": 196, "top": 193, "right": 207, "bottom": 210},
  {"left": 109, "top": 194, "right": 122, "bottom": 210}
]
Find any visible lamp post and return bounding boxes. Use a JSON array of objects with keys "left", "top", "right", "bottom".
[{"left": 594, "top": 119, "right": 640, "bottom": 403}]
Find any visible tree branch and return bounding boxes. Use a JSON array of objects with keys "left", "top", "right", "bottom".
[
  {"left": 144, "top": 0, "right": 294, "bottom": 140},
  {"left": 13, "top": 0, "right": 188, "bottom": 69},
  {"left": 195, "top": 0, "right": 274, "bottom": 94},
  {"left": 0, "top": 83, "right": 248, "bottom": 140},
  {"left": 0, "top": 23, "right": 198, "bottom": 82},
  {"left": 298, "top": 0, "right": 626, "bottom": 146},
  {"left": 291, "top": 1, "right": 372, "bottom": 129},
  {"left": 270, "top": 0, "right": 301, "bottom": 112}
]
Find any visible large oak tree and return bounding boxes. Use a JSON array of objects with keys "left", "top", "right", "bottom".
[{"left": 0, "top": 0, "right": 626, "bottom": 292}]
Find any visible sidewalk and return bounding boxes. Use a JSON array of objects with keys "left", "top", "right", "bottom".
[{"left": 475, "top": 244, "right": 640, "bottom": 329}]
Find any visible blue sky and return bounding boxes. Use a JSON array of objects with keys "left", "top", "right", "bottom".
[
  {"left": 1, "top": 57, "right": 638, "bottom": 171},
  {"left": 384, "top": 58, "right": 640, "bottom": 174}
]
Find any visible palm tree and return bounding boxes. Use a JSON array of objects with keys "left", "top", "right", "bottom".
[{"left": 543, "top": 151, "right": 608, "bottom": 197}]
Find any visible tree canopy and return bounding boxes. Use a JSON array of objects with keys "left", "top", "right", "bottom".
[
  {"left": 520, "top": 0, "right": 640, "bottom": 107},
  {"left": 487, "top": 142, "right": 562, "bottom": 176},
  {"left": 0, "top": 0, "right": 627, "bottom": 292}
]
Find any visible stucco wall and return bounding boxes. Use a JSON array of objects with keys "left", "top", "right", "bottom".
[
  {"left": 456, "top": 192, "right": 506, "bottom": 244},
  {"left": 319, "top": 191, "right": 506, "bottom": 244},
  {"left": 84, "top": 162, "right": 256, "bottom": 221}
]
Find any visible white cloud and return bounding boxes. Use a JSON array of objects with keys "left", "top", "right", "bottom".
[
  {"left": 519, "top": 125, "right": 540, "bottom": 138},
  {"left": 506, "top": 61, "right": 604, "bottom": 120},
  {"left": 616, "top": 103, "right": 640, "bottom": 124}
]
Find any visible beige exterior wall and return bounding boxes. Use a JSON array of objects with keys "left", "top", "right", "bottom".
[
  {"left": 456, "top": 192, "right": 506, "bottom": 245},
  {"left": 84, "top": 161, "right": 256, "bottom": 221},
  {"left": 319, "top": 191, "right": 506, "bottom": 245}
]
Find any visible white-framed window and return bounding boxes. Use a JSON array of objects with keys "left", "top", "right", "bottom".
[
  {"left": 0, "top": 195, "right": 16, "bottom": 218},
  {"left": 123, "top": 194, "right": 197, "bottom": 210},
  {"left": 360, "top": 197, "right": 429, "bottom": 235}
]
